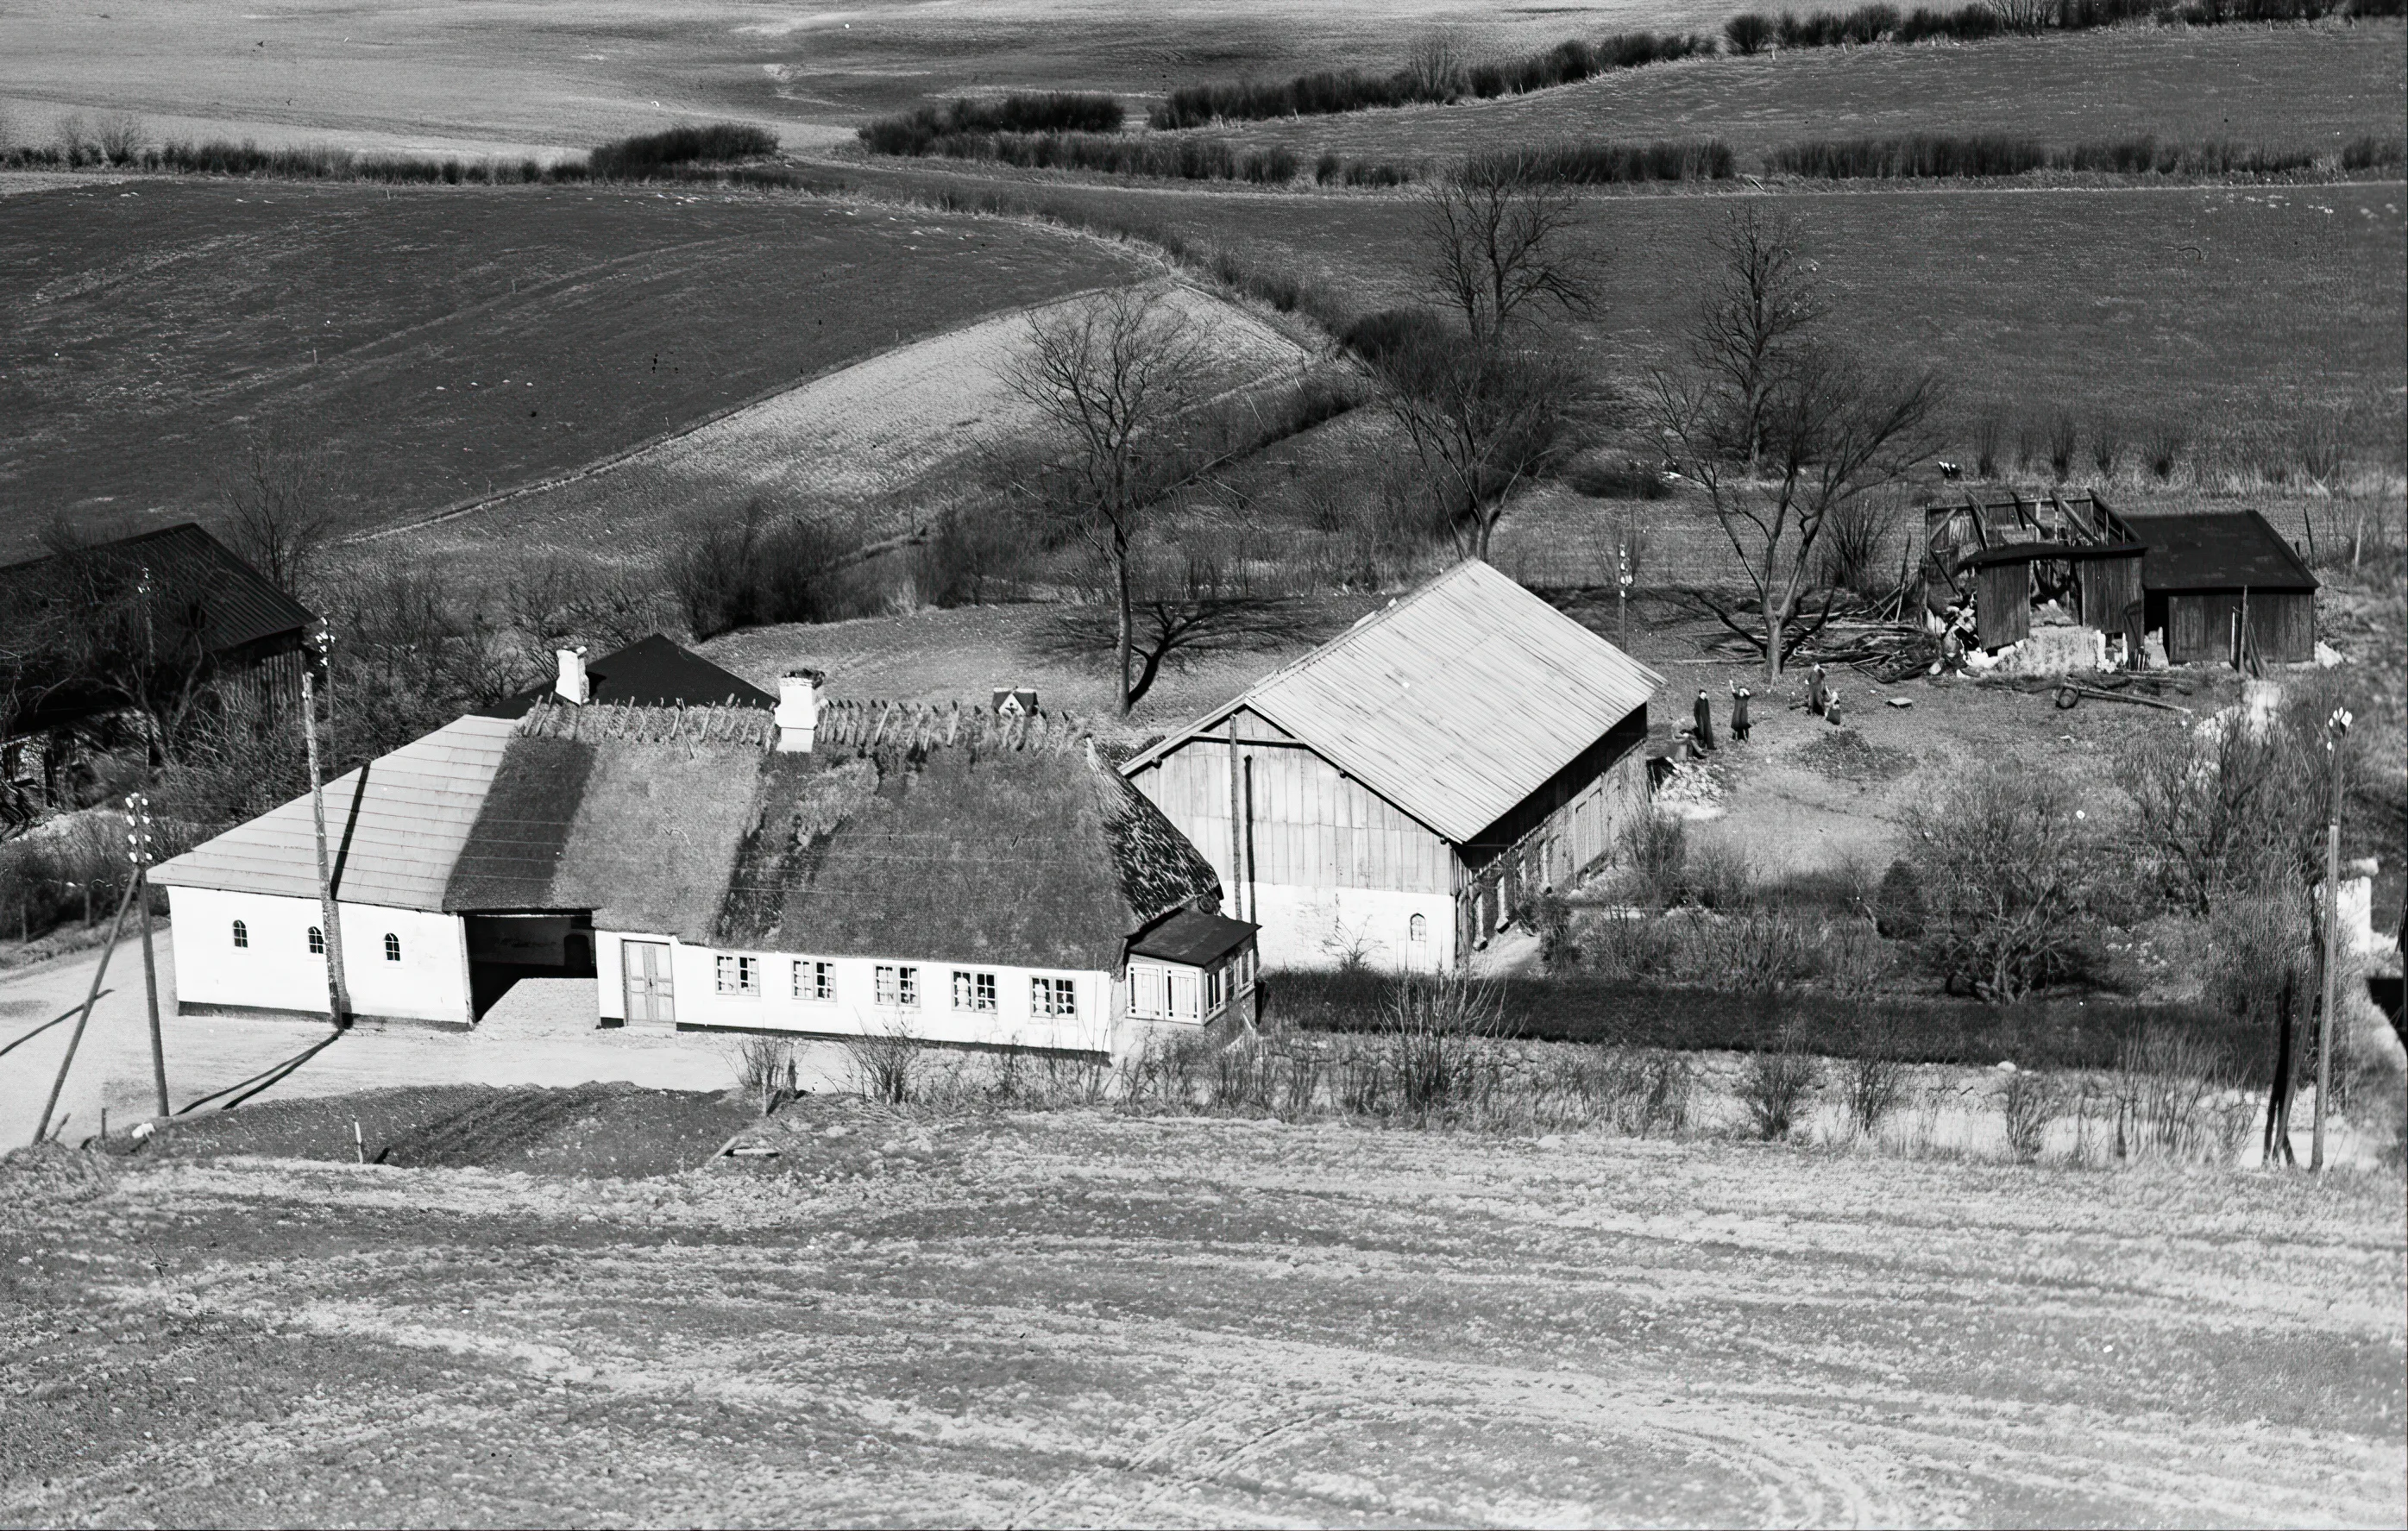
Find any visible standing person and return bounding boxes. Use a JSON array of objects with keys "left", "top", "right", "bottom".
[
  {"left": 1825, "top": 687, "right": 1844, "bottom": 726},
  {"left": 1729, "top": 682, "right": 1751, "bottom": 743},
  {"left": 1808, "top": 662, "right": 1829, "bottom": 718},
  {"left": 1693, "top": 689, "right": 1717, "bottom": 751}
]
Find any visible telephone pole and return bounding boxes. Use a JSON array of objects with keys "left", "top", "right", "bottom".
[
  {"left": 128, "top": 793, "right": 168, "bottom": 1118},
  {"left": 300, "top": 646, "right": 350, "bottom": 1027},
  {"left": 2313, "top": 706, "right": 2352, "bottom": 1173}
]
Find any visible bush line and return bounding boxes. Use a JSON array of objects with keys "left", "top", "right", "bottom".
[
  {"left": 0, "top": 120, "right": 782, "bottom": 184},
  {"left": 1769, "top": 131, "right": 2340, "bottom": 178}
]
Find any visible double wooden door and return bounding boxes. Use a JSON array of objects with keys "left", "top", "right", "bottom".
[{"left": 621, "top": 941, "right": 675, "bottom": 1026}]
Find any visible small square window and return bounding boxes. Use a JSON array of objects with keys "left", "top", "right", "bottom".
[
  {"left": 876, "top": 964, "right": 919, "bottom": 1007},
  {"left": 794, "top": 959, "right": 833, "bottom": 1002},
  {"left": 716, "top": 954, "right": 758, "bottom": 995},
  {"left": 953, "top": 970, "right": 997, "bottom": 1013},
  {"left": 1033, "top": 976, "right": 1076, "bottom": 1017}
]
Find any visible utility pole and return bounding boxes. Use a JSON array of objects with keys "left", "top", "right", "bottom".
[
  {"left": 299, "top": 656, "right": 350, "bottom": 1028},
  {"left": 128, "top": 793, "right": 168, "bottom": 1118},
  {"left": 2313, "top": 705, "right": 2352, "bottom": 1173}
]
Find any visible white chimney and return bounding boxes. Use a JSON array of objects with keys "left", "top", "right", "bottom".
[
  {"left": 776, "top": 668, "right": 824, "bottom": 753},
  {"left": 554, "top": 647, "right": 590, "bottom": 706}
]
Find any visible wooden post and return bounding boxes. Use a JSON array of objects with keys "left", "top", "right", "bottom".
[
  {"left": 129, "top": 793, "right": 168, "bottom": 1118},
  {"left": 2313, "top": 706, "right": 2350, "bottom": 1172},
  {"left": 1224, "top": 717, "right": 1244, "bottom": 921},
  {"left": 30, "top": 875, "right": 137, "bottom": 1146},
  {"left": 299, "top": 665, "right": 350, "bottom": 1026}
]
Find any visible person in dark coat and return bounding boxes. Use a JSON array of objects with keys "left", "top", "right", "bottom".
[
  {"left": 1808, "top": 662, "right": 1829, "bottom": 718},
  {"left": 1729, "top": 682, "right": 1751, "bottom": 743},
  {"left": 1693, "top": 689, "right": 1717, "bottom": 751}
]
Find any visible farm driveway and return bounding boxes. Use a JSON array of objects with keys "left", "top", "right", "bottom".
[{"left": 0, "top": 933, "right": 827, "bottom": 1148}]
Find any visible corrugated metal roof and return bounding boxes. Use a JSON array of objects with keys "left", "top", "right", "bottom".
[
  {"left": 153, "top": 715, "right": 516, "bottom": 910},
  {"left": 2122, "top": 511, "right": 2318, "bottom": 593},
  {"left": 1123, "top": 560, "right": 1663, "bottom": 843}
]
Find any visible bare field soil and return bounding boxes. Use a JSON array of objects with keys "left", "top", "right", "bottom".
[
  {"left": 879, "top": 168, "right": 2407, "bottom": 440},
  {"left": 2, "top": 1111, "right": 2400, "bottom": 1527},
  {"left": 0, "top": 180, "right": 1141, "bottom": 556},
  {"left": 410, "top": 281, "right": 1308, "bottom": 562},
  {"left": 0, "top": 0, "right": 1727, "bottom": 156},
  {"left": 1199, "top": 22, "right": 2407, "bottom": 164}
]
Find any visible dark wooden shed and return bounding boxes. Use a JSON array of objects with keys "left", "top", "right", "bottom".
[
  {"left": 1955, "top": 542, "right": 2147, "bottom": 652},
  {"left": 2122, "top": 511, "right": 2318, "bottom": 666}
]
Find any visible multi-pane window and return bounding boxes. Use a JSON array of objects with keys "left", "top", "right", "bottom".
[
  {"left": 1409, "top": 913, "right": 1428, "bottom": 944},
  {"left": 715, "top": 954, "right": 759, "bottom": 995},
  {"left": 307, "top": 926, "right": 324, "bottom": 955},
  {"left": 1204, "top": 963, "right": 1226, "bottom": 1013},
  {"left": 876, "top": 964, "right": 919, "bottom": 1007},
  {"left": 794, "top": 959, "right": 834, "bottom": 1002},
  {"left": 383, "top": 932, "right": 401, "bottom": 962},
  {"left": 953, "top": 970, "right": 997, "bottom": 1013},
  {"left": 1032, "top": 976, "right": 1077, "bottom": 1017},
  {"left": 231, "top": 919, "right": 248, "bottom": 949}
]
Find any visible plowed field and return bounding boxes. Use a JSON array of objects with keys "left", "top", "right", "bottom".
[{"left": 3, "top": 1109, "right": 2401, "bottom": 1527}]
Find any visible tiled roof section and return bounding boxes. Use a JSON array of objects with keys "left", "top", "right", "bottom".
[
  {"left": 0, "top": 523, "right": 315, "bottom": 656},
  {"left": 1129, "top": 907, "right": 1257, "bottom": 967},
  {"left": 152, "top": 714, "right": 517, "bottom": 909},
  {"left": 2122, "top": 511, "right": 2318, "bottom": 593},
  {"left": 476, "top": 634, "right": 776, "bottom": 717},
  {"left": 1123, "top": 560, "right": 1663, "bottom": 844}
]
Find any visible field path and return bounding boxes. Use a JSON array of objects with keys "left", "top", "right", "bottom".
[
  {"left": 3, "top": 1112, "right": 2400, "bottom": 1526},
  {"left": 404, "top": 280, "right": 1312, "bottom": 557}
]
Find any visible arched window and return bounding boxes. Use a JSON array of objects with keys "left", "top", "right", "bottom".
[
  {"left": 307, "top": 926, "right": 324, "bottom": 955},
  {"left": 383, "top": 932, "right": 401, "bottom": 962},
  {"left": 231, "top": 919, "right": 248, "bottom": 949},
  {"left": 1408, "top": 913, "right": 1428, "bottom": 943}
]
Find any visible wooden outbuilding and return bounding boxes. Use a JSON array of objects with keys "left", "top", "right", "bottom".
[
  {"left": 1120, "top": 560, "right": 1663, "bottom": 972},
  {"left": 2121, "top": 511, "right": 2318, "bottom": 666}
]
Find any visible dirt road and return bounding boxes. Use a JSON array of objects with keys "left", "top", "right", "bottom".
[{"left": 3, "top": 1106, "right": 2399, "bottom": 1526}]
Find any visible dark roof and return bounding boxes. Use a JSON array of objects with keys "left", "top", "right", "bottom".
[
  {"left": 445, "top": 707, "right": 1223, "bottom": 969},
  {"left": 476, "top": 634, "right": 776, "bottom": 717},
  {"left": 1128, "top": 907, "right": 1257, "bottom": 967},
  {"left": 1954, "top": 540, "right": 2147, "bottom": 571},
  {"left": 2121, "top": 511, "right": 2317, "bottom": 593},
  {"left": 0, "top": 522, "right": 314, "bottom": 656}
]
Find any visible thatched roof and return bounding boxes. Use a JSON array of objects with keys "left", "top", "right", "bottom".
[{"left": 446, "top": 701, "right": 1221, "bottom": 969}]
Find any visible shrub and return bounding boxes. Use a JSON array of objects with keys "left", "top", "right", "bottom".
[
  {"left": 2047, "top": 411, "right": 2078, "bottom": 480},
  {"left": 2109, "top": 1023, "right": 2241, "bottom": 1161},
  {"left": 1618, "top": 809, "right": 1689, "bottom": 910},
  {"left": 2341, "top": 136, "right": 2407, "bottom": 171},
  {"left": 664, "top": 499, "right": 863, "bottom": 639},
  {"left": 1738, "top": 1035, "right": 1820, "bottom": 1139},
  {"left": 1903, "top": 765, "right": 2094, "bottom": 1001},
  {"left": 589, "top": 122, "right": 777, "bottom": 179},
  {"left": 1465, "top": 138, "right": 1734, "bottom": 185},
  {"left": 1840, "top": 1041, "right": 1908, "bottom": 1139},
  {"left": 2143, "top": 424, "right": 2185, "bottom": 480},
  {"left": 846, "top": 1023, "right": 921, "bottom": 1105},
  {"left": 2089, "top": 416, "right": 2122, "bottom": 478},
  {"left": 1999, "top": 1068, "right": 2061, "bottom": 1160},
  {"left": 734, "top": 1033, "right": 796, "bottom": 1114},
  {"left": 1770, "top": 133, "right": 2047, "bottom": 179},
  {"left": 1725, "top": 12, "right": 1777, "bottom": 51},
  {"left": 1873, "top": 858, "right": 1925, "bottom": 938},
  {"left": 1385, "top": 970, "right": 1504, "bottom": 1121}
]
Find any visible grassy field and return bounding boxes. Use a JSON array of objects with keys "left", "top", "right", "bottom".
[
  {"left": 0, "top": 179, "right": 1144, "bottom": 558},
  {"left": 0, "top": 0, "right": 1729, "bottom": 158},
  {"left": 2, "top": 1101, "right": 2400, "bottom": 1526},
  {"left": 1193, "top": 22, "right": 2408, "bottom": 165},
  {"left": 862, "top": 165, "right": 2407, "bottom": 450}
]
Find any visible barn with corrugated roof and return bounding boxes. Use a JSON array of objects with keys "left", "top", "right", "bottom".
[{"left": 1120, "top": 559, "right": 1663, "bottom": 971}]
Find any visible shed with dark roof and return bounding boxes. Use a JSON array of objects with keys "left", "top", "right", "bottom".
[
  {"left": 2121, "top": 511, "right": 2318, "bottom": 664},
  {"left": 477, "top": 633, "right": 776, "bottom": 717}
]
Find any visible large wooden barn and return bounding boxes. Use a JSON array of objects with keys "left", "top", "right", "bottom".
[{"left": 1120, "top": 560, "right": 1663, "bottom": 972}]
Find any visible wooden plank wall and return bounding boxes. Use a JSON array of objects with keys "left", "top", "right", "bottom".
[
  {"left": 1976, "top": 562, "right": 2030, "bottom": 648},
  {"left": 2166, "top": 591, "right": 2316, "bottom": 665},
  {"left": 2078, "top": 554, "right": 2146, "bottom": 646},
  {"left": 1135, "top": 742, "right": 1452, "bottom": 896}
]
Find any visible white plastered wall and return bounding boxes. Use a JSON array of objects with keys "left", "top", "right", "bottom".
[
  {"left": 1242, "top": 883, "right": 1458, "bottom": 973},
  {"left": 165, "top": 887, "right": 472, "bottom": 1026},
  {"left": 595, "top": 930, "right": 1117, "bottom": 1053}
]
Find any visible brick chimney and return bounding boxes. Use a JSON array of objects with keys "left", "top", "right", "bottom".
[
  {"left": 554, "top": 647, "right": 590, "bottom": 706},
  {"left": 776, "top": 668, "right": 824, "bottom": 753}
]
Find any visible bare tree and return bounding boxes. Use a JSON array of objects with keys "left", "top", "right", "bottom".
[
  {"left": 1002, "top": 287, "right": 1207, "bottom": 716},
  {"left": 1375, "top": 342, "right": 1594, "bottom": 559},
  {"left": 1419, "top": 159, "right": 1596, "bottom": 346},
  {"left": 219, "top": 425, "right": 339, "bottom": 597},
  {"left": 1403, "top": 32, "right": 1469, "bottom": 99},
  {"left": 1652, "top": 212, "right": 1939, "bottom": 679},
  {"left": 1039, "top": 563, "right": 1334, "bottom": 710}
]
